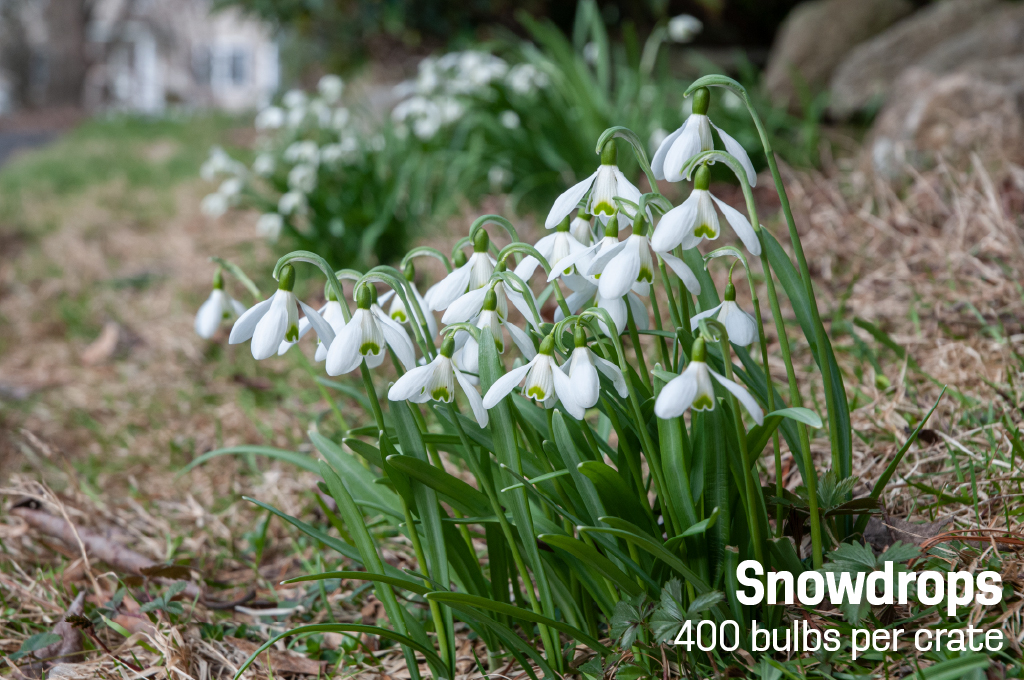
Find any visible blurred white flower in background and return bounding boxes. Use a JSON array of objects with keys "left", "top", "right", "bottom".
[
  {"left": 201, "top": 192, "right": 229, "bottom": 218},
  {"left": 283, "top": 140, "right": 320, "bottom": 165},
  {"left": 218, "top": 177, "right": 243, "bottom": 198},
  {"left": 649, "top": 127, "right": 668, "bottom": 154},
  {"left": 500, "top": 110, "right": 521, "bottom": 129},
  {"left": 253, "top": 153, "right": 275, "bottom": 176},
  {"left": 200, "top": 146, "right": 235, "bottom": 180},
  {"left": 287, "top": 106, "right": 308, "bottom": 128},
  {"left": 288, "top": 164, "right": 318, "bottom": 193},
  {"left": 256, "top": 213, "right": 283, "bottom": 240},
  {"left": 583, "top": 42, "right": 599, "bottom": 65},
  {"left": 437, "top": 97, "right": 464, "bottom": 124},
  {"left": 318, "top": 75, "right": 345, "bottom": 104},
  {"left": 332, "top": 107, "right": 351, "bottom": 130},
  {"left": 488, "top": 166, "right": 511, "bottom": 192},
  {"left": 668, "top": 14, "right": 703, "bottom": 43},
  {"left": 255, "top": 106, "right": 285, "bottom": 130},
  {"left": 278, "top": 191, "right": 306, "bottom": 216},
  {"left": 309, "top": 99, "right": 332, "bottom": 127},
  {"left": 282, "top": 89, "right": 307, "bottom": 109},
  {"left": 506, "top": 64, "right": 549, "bottom": 95}
]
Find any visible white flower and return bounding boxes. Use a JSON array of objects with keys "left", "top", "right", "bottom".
[
  {"left": 437, "top": 97, "right": 463, "bottom": 124},
  {"left": 283, "top": 89, "right": 307, "bottom": 109},
  {"left": 256, "top": 213, "right": 283, "bottom": 240},
  {"left": 582, "top": 232, "right": 701, "bottom": 300},
  {"left": 424, "top": 232, "right": 497, "bottom": 312},
  {"left": 332, "top": 107, "right": 351, "bottom": 130},
  {"left": 388, "top": 337, "right": 488, "bottom": 427},
  {"left": 651, "top": 90, "right": 756, "bottom": 187},
  {"left": 201, "top": 192, "right": 229, "bottom": 218},
  {"left": 667, "top": 14, "right": 703, "bottom": 43},
  {"left": 446, "top": 287, "right": 537, "bottom": 383},
  {"left": 583, "top": 42, "right": 599, "bottom": 65},
  {"left": 650, "top": 164, "right": 760, "bottom": 256},
  {"left": 482, "top": 335, "right": 576, "bottom": 411},
  {"left": 219, "top": 177, "right": 243, "bottom": 197},
  {"left": 556, "top": 330, "right": 628, "bottom": 419},
  {"left": 378, "top": 280, "right": 439, "bottom": 340},
  {"left": 278, "top": 191, "right": 306, "bottom": 216},
  {"left": 283, "top": 141, "right": 319, "bottom": 166},
  {"left": 413, "top": 112, "right": 442, "bottom": 140},
  {"left": 689, "top": 282, "right": 758, "bottom": 347},
  {"left": 228, "top": 265, "right": 335, "bottom": 361},
  {"left": 570, "top": 213, "right": 594, "bottom": 246},
  {"left": 287, "top": 106, "right": 308, "bottom": 128},
  {"left": 318, "top": 75, "right": 344, "bottom": 104},
  {"left": 654, "top": 338, "right": 763, "bottom": 424},
  {"left": 488, "top": 166, "right": 511, "bottom": 192},
  {"left": 253, "top": 153, "right": 275, "bottom": 176},
  {"left": 255, "top": 106, "right": 285, "bottom": 129},
  {"left": 310, "top": 99, "right": 332, "bottom": 127},
  {"left": 506, "top": 63, "right": 548, "bottom": 95},
  {"left": 325, "top": 287, "right": 417, "bottom": 375},
  {"left": 201, "top": 146, "right": 234, "bottom": 180},
  {"left": 194, "top": 279, "right": 246, "bottom": 339},
  {"left": 514, "top": 216, "right": 589, "bottom": 281},
  {"left": 288, "top": 163, "right": 318, "bottom": 193},
  {"left": 500, "top": 110, "right": 520, "bottom": 129},
  {"left": 545, "top": 144, "right": 643, "bottom": 231}
]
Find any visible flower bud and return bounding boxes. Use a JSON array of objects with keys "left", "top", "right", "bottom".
[
  {"left": 278, "top": 264, "right": 296, "bottom": 291},
  {"left": 473, "top": 228, "right": 490, "bottom": 253},
  {"left": 356, "top": 285, "right": 372, "bottom": 309},
  {"left": 600, "top": 140, "right": 617, "bottom": 166},
  {"left": 453, "top": 249, "right": 468, "bottom": 268},
  {"left": 694, "top": 163, "right": 711, "bottom": 191},
  {"left": 403, "top": 261, "right": 416, "bottom": 281},
  {"left": 573, "top": 326, "right": 587, "bottom": 348},
  {"left": 691, "top": 336, "right": 706, "bottom": 362},
  {"left": 539, "top": 334, "right": 555, "bottom": 355},
  {"left": 603, "top": 220, "right": 619, "bottom": 238},
  {"left": 440, "top": 335, "right": 456, "bottom": 358},
  {"left": 482, "top": 287, "right": 498, "bottom": 311},
  {"left": 724, "top": 282, "right": 736, "bottom": 302},
  {"left": 692, "top": 87, "right": 710, "bottom": 116}
]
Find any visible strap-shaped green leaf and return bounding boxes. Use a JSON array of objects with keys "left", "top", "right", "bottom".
[
  {"left": 283, "top": 570, "right": 432, "bottom": 595},
  {"left": 385, "top": 454, "right": 491, "bottom": 517},
  {"left": 311, "top": 432, "right": 401, "bottom": 513},
  {"left": 179, "top": 446, "right": 319, "bottom": 475},
  {"left": 535, "top": 534, "right": 643, "bottom": 597},
  {"left": 577, "top": 461, "right": 654, "bottom": 534},
  {"left": 343, "top": 437, "right": 384, "bottom": 468}
]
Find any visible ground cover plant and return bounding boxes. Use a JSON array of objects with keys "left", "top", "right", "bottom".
[{"left": 184, "top": 73, "right": 1024, "bottom": 679}]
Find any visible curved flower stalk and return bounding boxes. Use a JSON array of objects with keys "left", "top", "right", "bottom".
[
  {"left": 651, "top": 86, "right": 756, "bottom": 187},
  {"left": 654, "top": 336, "right": 763, "bottom": 424},
  {"left": 378, "top": 262, "right": 438, "bottom": 340},
  {"left": 690, "top": 279, "right": 757, "bottom": 348},
  {"left": 425, "top": 229, "right": 497, "bottom": 312},
  {"left": 388, "top": 335, "right": 488, "bottom": 427},
  {"left": 557, "top": 326, "right": 628, "bottom": 418},
  {"left": 651, "top": 163, "right": 760, "bottom": 256},
  {"left": 228, "top": 264, "right": 335, "bottom": 360},
  {"left": 545, "top": 141, "right": 641, "bottom": 231},
  {"left": 195, "top": 270, "right": 247, "bottom": 339},
  {"left": 450, "top": 287, "right": 536, "bottom": 380},
  {"left": 482, "top": 335, "right": 575, "bottom": 412},
  {"left": 325, "top": 285, "right": 416, "bottom": 375},
  {"left": 513, "top": 215, "right": 589, "bottom": 281}
]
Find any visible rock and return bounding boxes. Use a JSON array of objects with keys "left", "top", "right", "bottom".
[
  {"left": 764, "top": 0, "right": 914, "bottom": 107},
  {"left": 868, "top": 65, "right": 1024, "bottom": 179},
  {"left": 830, "top": 0, "right": 1020, "bottom": 118}
]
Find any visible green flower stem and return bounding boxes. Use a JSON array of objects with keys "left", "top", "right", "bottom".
[
  {"left": 657, "top": 258, "right": 682, "bottom": 329},
  {"left": 647, "top": 288, "right": 670, "bottom": 367},
  {"left": 599, "top": 396, "right": 655, "bottom": 522},
  {"left": 716, "top": 334, "right": 766, "bottom": 573},
  {"left": 625, "top": 301, "right": 652, "bottom": 393},
  {"left": 757, "top": 247, "right": 823, "bottom": 568},
  {"left": 444, "top": 404, "right": 561, "bottom": 668},
  {"left": 295, "top": 349, "right": 350, "bottom": 434}
]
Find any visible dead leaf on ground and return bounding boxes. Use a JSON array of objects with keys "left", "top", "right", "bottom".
[{"left": 225, "top": 637, "right": 327, "bottom": 676}]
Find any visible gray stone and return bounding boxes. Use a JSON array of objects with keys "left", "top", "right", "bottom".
[
  {"left": 764, "top": 0, "right": 914, "bottom": 108},
  {"left": 868, "top": 65, "right": 1024, "bottom": 179},
  {"left": 829, "top": 0, "right": 1011, "bottom": 118}
]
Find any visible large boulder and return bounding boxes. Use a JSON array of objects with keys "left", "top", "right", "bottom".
[
  {"left": 830, "top": 0, "right": 1020, "bottom": 118},
  {"left": 764, "top": 0, "right": 914, "bottom": 108},
  {"left": 868, "top": 62, "right": 1024, "bottom": 179}
]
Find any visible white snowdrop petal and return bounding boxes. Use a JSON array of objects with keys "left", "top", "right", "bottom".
[
  {"left": 710, "top": 370, "right": 764, "bottom": 425},
  {"left": 592, "top": 352, "right": 628, "bottom": 398},
  {"left": 569, "top": 348, "right": 600, "bottom": 410},
  {"left": 454, "top": 366, "right": 488, "bottom": 427},
  {"left": 251, "top": 293, "right": 291, "bottom": 360},
  {"left": 662, "top": 116, "right": 705, "bottom": 181},
  {"left": 654, "top": 371, "right": 699, "bottom": 419},
  {"left": 711, "top": 121, "right": 756, "bottom": 187},
  {"left": 443, "top": 286, "right": 489, "bottom": 325},
  {"left": 650, "top": 192, "right": 699, "bottom": 253},
  {"left": 651, "top": 120, "right": 688, "bottom": 180},
  {"left": 326, "top": 314, "right": 364, "bottom": 375},
  {"left": 482, "top": 363, "right": 532, "bottom": 409},
  {"left": 627, "top": 292, "right": 650, "bottom": 330},
  {"left": 583, "top": 239, "right": 628, "bottom": 278},
  {"left": 597, "top": 294, "right": 627, "bottom": 335},
  {"left": 552, "top": 367, "right": 584, "bottom": 419},
  {"left": 376, "top": 310, "right": 417, "bottom": 369},
  {"left": 229, "top": 298, "right": 247, "bottom": 317},
  {"left": 710, "top": 194, "right": 761, "bottom": 256},
  {"left": 299, "top": 301, "right": 336, "bottom": 348},
  {"left": 545, "top": 170, "right": 598, "bottom": 229},
  {"left": 547, "top": 242, "right": 599, "bottom": 282},
  {"left": 228, "top": 298, "right": 272, "bottom": 344},
  {"left": 426, "top": 263, "right": 473, "bottom": 311},
  {"left": 195, "top": 292, "right": 225, "bottom": 339},
  {"left": 389, "top": 363, "right": 435, "bottom": 401},
  {"left": 659, "top": 251, "right": 702, "bottom": 295},
  {"left": 505, "top": 284, "right": 541, "bottom": 329},
  {"left": 505, "top": 322, "right": 537, "bottom": 360},
  {"left": 720, "top": 301, "right": 758, "bottom": 347},
  {"left": 598, "top": 244, "right": 641, "bottom": 300},
  {"left": 689, "top": 303, "right": 723, "bottom": 331}
]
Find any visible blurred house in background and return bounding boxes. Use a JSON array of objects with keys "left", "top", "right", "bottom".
[{"left": 0, "top": 0, "right": 279, "bottom": 114}]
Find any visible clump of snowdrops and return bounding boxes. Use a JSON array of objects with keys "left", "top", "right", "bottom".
[{"left": 195, "top": 76, "right": 898, "bottom": 679}]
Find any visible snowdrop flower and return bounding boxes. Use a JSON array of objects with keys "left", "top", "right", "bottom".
[
  {"left": 288, "top": 164, "right": 318, "bottom": 193},
  {"left": 651, "top": 163, "right": 760, "bottom": 256},
  {"left": 388, "top": 336, "right": 488, "bottom": 427},
  {"left": 278, "top": 290, "right": 348, "bottom": 359},
  {"left": 377, "top": 264, "right": 439, "bottom": 340},
  {"left": 253, "top": 153, "right": 275, "bottom": 176},
  {"left": 256, "top": 213, "right": 283, "bottom": 240},
  {"left": 514, "top": 215, "right": 589, "bottom": 281},
  {"left": 255, "top": 106, "right": 285, "bottom": 129},
  {"left": 500, "top": 110, "right": 520, "bottom": 129},
  {"left": 545, "top": 142, "right": 642, "bottom": 231},
  {"left": 201, "top": 192, "right": 229, "bottom": 218},
  {"left": 332, "top": 107, "right": 351, "bottom": 130},
  {"left": 283, "top": 89, "right": 307, "bottom": 109},
  {"left": 219, "top": 177, "right": 243, "bottom": 198},
  {"left": 583, "top": 42, "right": 599, "bottom": 65},
  {"left": 451, "top": 288, "right": 537, "bottom": 381},
  {"left": 584, "top": 220, "right": 701, "bottom": 300},
  {"left": 278, "top": 191, "right": 306, "bottom": 216},
  {"left": 437, "top": 97, "right": 464, "bottom": 124},
  {"left": 229, "top": 265, "right": 335, "bottom": 361},
  {"left": 283, "top": 140, "right": 319, "bottom": 165},
  {"left": 425, "top": 230, "right": 497, "bottom": 312},
  {"left": 651, "top": 86, "right": 756, "bottom": 187},
  {"left": 506, "top": 63, "right": 548, "bottom": 95},
  {"left": 690, "top": 281, "right": 758, "bottom": 348},
  {"left": 654, "top": 337, "right": 763, "bottom": 424},
  {"left": 483, "top": 335, "right": 575, "bottom": 411},
  {"left": 326, "top": 285, "right": 416, "bottom": 375},
  {"left": 570, "top": 212, "right": 595, "bottom": 246},
  {"left": 287, "top": 106, "right": 308, "bottom": 128},
  {"left": 194, "top": 271, "right": 246, "bottom": 339},
  {"left": 201, "top": 146, "right": 234, "bottom": 180},
  {"left": 556, "top": 327, "right": 628, "bottom": 418},
  {"left": 318, "top": 75, "right": 345, "bottom": 104},
  {"left": 667, "top": 14, "right": 703, "bottom": 43}
]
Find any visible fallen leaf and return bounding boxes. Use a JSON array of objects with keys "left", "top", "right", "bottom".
[
  {"left": 225, "top": 637, "right": 327, "bottom": 675},
  {"left": 81, "top": 323, "right": 120, "bottom": 365}
]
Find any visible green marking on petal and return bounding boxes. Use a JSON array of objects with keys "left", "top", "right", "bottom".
[
  {"left": 222, "top": 311, "right": 231, "bottom": 320},
  {"left": 592, "top": 201, "right": 615, "bottom": 216},
  {"left": 360, "top": 342, "right": 381, "bottom": 356},
  {"left": 526, "top": 386, "right": 546, "bottom": 400},
  {"left": 391, "top": 310, "right": 407, "bottom": 322},
  {"left": 694, "top": 222, "right": 717, "bottom": 239},
  {"left": 692, "top": 394, "right": 715, "bottom": 411},
  {"left": 494, "top": 338, "right": 504, "bottom": 353},
  {"left": 431, "top": 386, "right": 452, "bottom": 402},
  {"left": 286, "top": 325, "right": 299, "bottom": 342},
  {"left": 638, "top": 266, "right": 653, "bottom": 283}
]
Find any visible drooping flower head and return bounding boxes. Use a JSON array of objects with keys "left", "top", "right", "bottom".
[
  {"left": 545, "top": 141, "right": 642, "bottom": 232},
  {"left": 451, "top": 286, "right": 537, "bottom": 380},
  {"left": 654, "top": 337, "right": 763, "bottom": 424},
  {"left": 387, "top": 335, "right": 488, "bottom": 427},
  {"left": 515, "top": 215, "right": 589, "bottom": 282},
  {"left": 326, "top": 284, "right": 416, "bottom": 375},
  {"left": 557, "top": 326, "right": 628, "bottom": 419},
  {"left": 651, "top": 86, "right": 756, "bottom": 187},
  {"left": 425, "top": 229, "right": 497, "bottom": 313},
  {"left": 195, "top": 269, "right": 246, "bottom": 339},
  {"left": 690, "top": 279, "right": 758, "bottom": 348},
  {"left": 228, "top": 264, "right": 335, "bottom": 360},
  {"left": 482, "top": 334, "right": 576, "bottom": 412}
]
